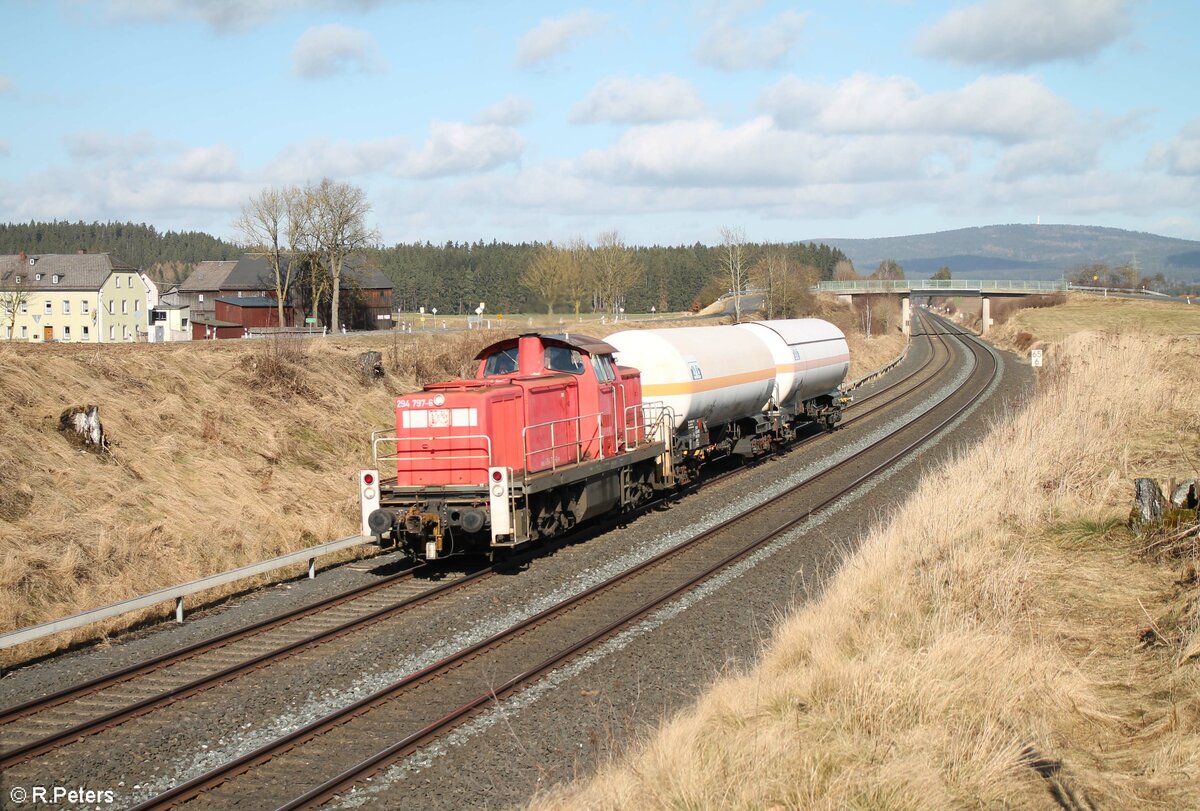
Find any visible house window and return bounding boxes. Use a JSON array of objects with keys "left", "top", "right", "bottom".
[
  {"left": 62, "top": 300, "right": 70, "bottom": 314},
  {"left": 19, "top": 301, "right": 27, "bottom": 314},
  {"left": 134, "top": 299, "right": 140, "bottom": 313},
  {"left": 109, "top": 325, "right": 114, "bottom": 340},
  {"left": 14, "top": 275, "right": 20, "bottom": 284},
  {"left": 64, "top": 326, "right": 71, "bottom": 340},
  {"left": 121, "top": 300, "right": 128, "bottom": 314},
  {"left": 115, "top": 276, "right": 121, "bottom": 288},
  {"left": 21, "top": 325, "right": 28, "bottom": 339},
  {"left": 82, "top": 300, "right": 89, "bottom": 314},
  {"left": 198, "top": 293, "right": 205, "bottom": 302},
  {"left": 35, "top": 273, "right": 42, "bottom": 281},
  {"left": 107, "top": 300, "right": 114, "bottom": 314},
  {"left": 52, "top": 274, "right": 60, "bottom": 284},
  {"left": 83, "top": 325, "right": 90, "bottom": 339},
  {"left": 44, "top": 301, "right": 53, "bottom": 314}
]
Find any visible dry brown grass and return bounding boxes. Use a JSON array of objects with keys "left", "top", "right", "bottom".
[
  {"left": 0, "top": 313, "right": 899, "bottom": 666},
  {"left": 532, "top": 332, "right": 1200, "bottom": 810},
  {"left": 991, "top": 294, "right": 1200, "bottom": 354},
  {"left": 0, "top": 330, "right": 521, "bottom": 665}
]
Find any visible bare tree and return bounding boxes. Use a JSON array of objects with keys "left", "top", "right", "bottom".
[
  {"left": 307, "top": 178, "right": 378, "bottom": 331},
  {"left": 750, "top": 250, "right": 818, "bottom": 320},
  {"left": 521, "top": 243, "right": 571, "bottom": 315},
  {"left": 0, "top": 288, "right": 31, "bottom": 340},
  {"left": 832, "top": 259, "right": 858, "bottom": 281},
  {"left": 720, "top": 226, "right": 749, "bottom": 323},
  {"left": 235, "top": 186, "right": 296, "bottom": 329},
  {"left": 562, "top": 238, "right": 591, "bottom": 319},
  {"left": 588, "top": 230, "right": 642, "bottom": 317},
  {"left": 872, "top": 259, "right": 905, "bottom": 280}
]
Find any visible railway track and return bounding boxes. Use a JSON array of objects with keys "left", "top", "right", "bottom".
[
  {"left": 0, "top": 313, "right": 952, "bottom": 779},
  {"left": 121, "top": 314, "right": 995, "bottom": 810}
]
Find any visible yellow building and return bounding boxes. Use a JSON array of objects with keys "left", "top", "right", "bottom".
[{"left": 0, "top": 252, "right": 150, "bottom": 343}]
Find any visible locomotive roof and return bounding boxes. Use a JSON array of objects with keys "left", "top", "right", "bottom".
[{"left": 473, "top": 332, "right": 618, "bottom": 360}]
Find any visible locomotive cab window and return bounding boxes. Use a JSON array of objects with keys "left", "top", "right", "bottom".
[
  {"left": 483, "top": 347, "right": 519, "bottom": 376},
  {"left": 545, "top": 346, "right": 586, "bottom": 375},
  {"left": 592, "top": 354, "right": 616, "bottom": 382}
]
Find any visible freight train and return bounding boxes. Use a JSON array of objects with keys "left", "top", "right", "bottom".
[{"left": 359, "top": 319, "right": 851, "bottom": 561}]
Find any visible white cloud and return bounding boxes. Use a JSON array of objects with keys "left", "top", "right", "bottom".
[
  {"left": 291, "top": 24, "right": 386, "bottom": 78},
  {"left": 694, "top": 9, "right": 805, "bottom": 71},
  {"left": 63, "top": 130, "right": 164, "bottom": 160},
  {"left": 267, "top": 137, "right": 408, "bottom": 182},
  {"left": 175, "top": 145, "right": 241, "bottom": 180},
  {"left": 104, "top": 0, "right": 384, "bottom": 33},
  {"left": 401, "top": 121, "right": 525, "bottom": 178},
  {"left": 475, "top": 97, "right": 533, "bottom": 127},
  {"left": 576, "top": 117, "right": 966, "bottom": 187},
  {"left": 916, "top": 0, "right": 1133, "bottom": 67},
  {"left": 759, "top": 73, "right": 1076, "bottom": 143},
  {"left": 1148, "top": 120, "right": 1200, "bottom": 176},
  {"left": 993, "top": 138, "right": 1100, "bottom": 179},
  {"left": 571, "top": 75, "right": 705, "bottom": 124},
  {"left": 0, "top": 75, "right": 13, "bottom": 94},
  {"left": 515, "top": 10, "right": 609, "bottom": 68}
]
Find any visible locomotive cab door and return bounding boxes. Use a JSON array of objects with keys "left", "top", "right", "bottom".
[{"left": 592, "top": 354, "right": 620, "bottom": 457}]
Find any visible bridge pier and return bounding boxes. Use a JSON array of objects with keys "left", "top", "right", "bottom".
[
  {"left": 901, "top": 296, "right": 911, "bottom": 336},
  {"left": 981, "top": 296, "right": 991, "bottom": 334}
]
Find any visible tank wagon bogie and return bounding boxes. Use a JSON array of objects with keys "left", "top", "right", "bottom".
[{"left": 360, "top": 320, "right": 850, "bottom": 562}]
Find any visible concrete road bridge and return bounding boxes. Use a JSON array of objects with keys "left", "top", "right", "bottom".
[{"left": 816, "top": 279, "right": 1067, "bottom": 335}]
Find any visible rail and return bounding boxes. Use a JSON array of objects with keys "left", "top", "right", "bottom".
[{"left": 0, "top": 533, "right": 373, "bottom": 651}]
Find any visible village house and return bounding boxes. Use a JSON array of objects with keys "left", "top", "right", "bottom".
[
  {"left": 0, "top": 251, "right": 150, "bottom": 343},
  {"left": 178, "top": 253, "right": 394, "bottom": 337}
]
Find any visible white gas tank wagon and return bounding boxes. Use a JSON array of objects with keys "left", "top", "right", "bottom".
[{"left": 607, "top": 318, "right": 851, "bottom": 454}]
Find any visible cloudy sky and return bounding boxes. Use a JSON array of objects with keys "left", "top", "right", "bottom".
[{"left": 1, "top": 0, "right": 1197, "bottom": 245}]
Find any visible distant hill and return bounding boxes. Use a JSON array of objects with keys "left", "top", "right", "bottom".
[{"left": 813, "top": 224, "right": 1200, "bottom": 280}]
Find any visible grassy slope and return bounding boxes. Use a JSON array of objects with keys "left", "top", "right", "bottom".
[
  {"left": 533, "top": 312, "right": 1200, "bottom": 808},
  {"left": 0, "top": 304, "right": 898, "bottom": 665},
  {"left": 995, "top": 294, "right": 1200, "bottom": 347}
]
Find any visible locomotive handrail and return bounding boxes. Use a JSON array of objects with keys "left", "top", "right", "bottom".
[
  {"left": 521, "top": 411, "right": 608, "bottom": 473},
  {"left": 622, "top": 401, "right": 674, "bottom": 449},
  {"left": 371, "top": 433, "right": 494, "bottom": 469}
]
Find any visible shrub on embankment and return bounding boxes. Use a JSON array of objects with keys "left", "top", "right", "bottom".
[{"left": 532, "top": 332, "right": 1200, "bottom": 809}]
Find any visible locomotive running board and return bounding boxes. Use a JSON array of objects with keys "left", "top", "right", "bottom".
[{"left": 520, "top": 442, "right": 668, "bottom": 495}]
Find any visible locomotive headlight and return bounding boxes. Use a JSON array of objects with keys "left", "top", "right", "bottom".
[
  {"left": 363, "top": 487, "right": 376, "bottom": 500},
  {"left": 492, "top": 484, "right": 505, "bottom": 497}
]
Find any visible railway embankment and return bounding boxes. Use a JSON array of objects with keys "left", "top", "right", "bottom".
[
  {"left": 533, "top": 325, "right": 1200, "bottom": 808},
  {"left": 0, "top": 301, "right": 902, "bottom": 667}
]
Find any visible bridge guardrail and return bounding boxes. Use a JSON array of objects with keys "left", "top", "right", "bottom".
[{"left": 817, "top": 279, "right": 1067, "bottom": 293}]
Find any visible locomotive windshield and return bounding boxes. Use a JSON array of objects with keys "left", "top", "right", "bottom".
[
  {"left": 544, "top": 346, "right": 586, "bottom": 375},
  {"left": 483, "top": 347, "right": 519, "bottom": 376}
]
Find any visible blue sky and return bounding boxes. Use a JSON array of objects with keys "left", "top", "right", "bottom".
[{"left": 1, "top": 0, "right": 1197, "bottom": 246}]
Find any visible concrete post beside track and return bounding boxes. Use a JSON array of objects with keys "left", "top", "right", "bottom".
[
  {"left": 981, "top": 296, "right": 992, "bottom": 335},
  {"left": 901, "top": 296, "right": 911, "bottom": 336}
]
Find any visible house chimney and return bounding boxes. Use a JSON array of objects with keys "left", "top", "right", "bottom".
[{"left": 18, "top": 250, "right": 27, "bottom": 263}]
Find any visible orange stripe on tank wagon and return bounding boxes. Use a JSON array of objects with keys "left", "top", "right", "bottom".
[
  {"left": 642, "top": 368, "right": 775, "bottom": 396},
  {"left": 773, "top": 352, "right": 851, "bottom": 373}
]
